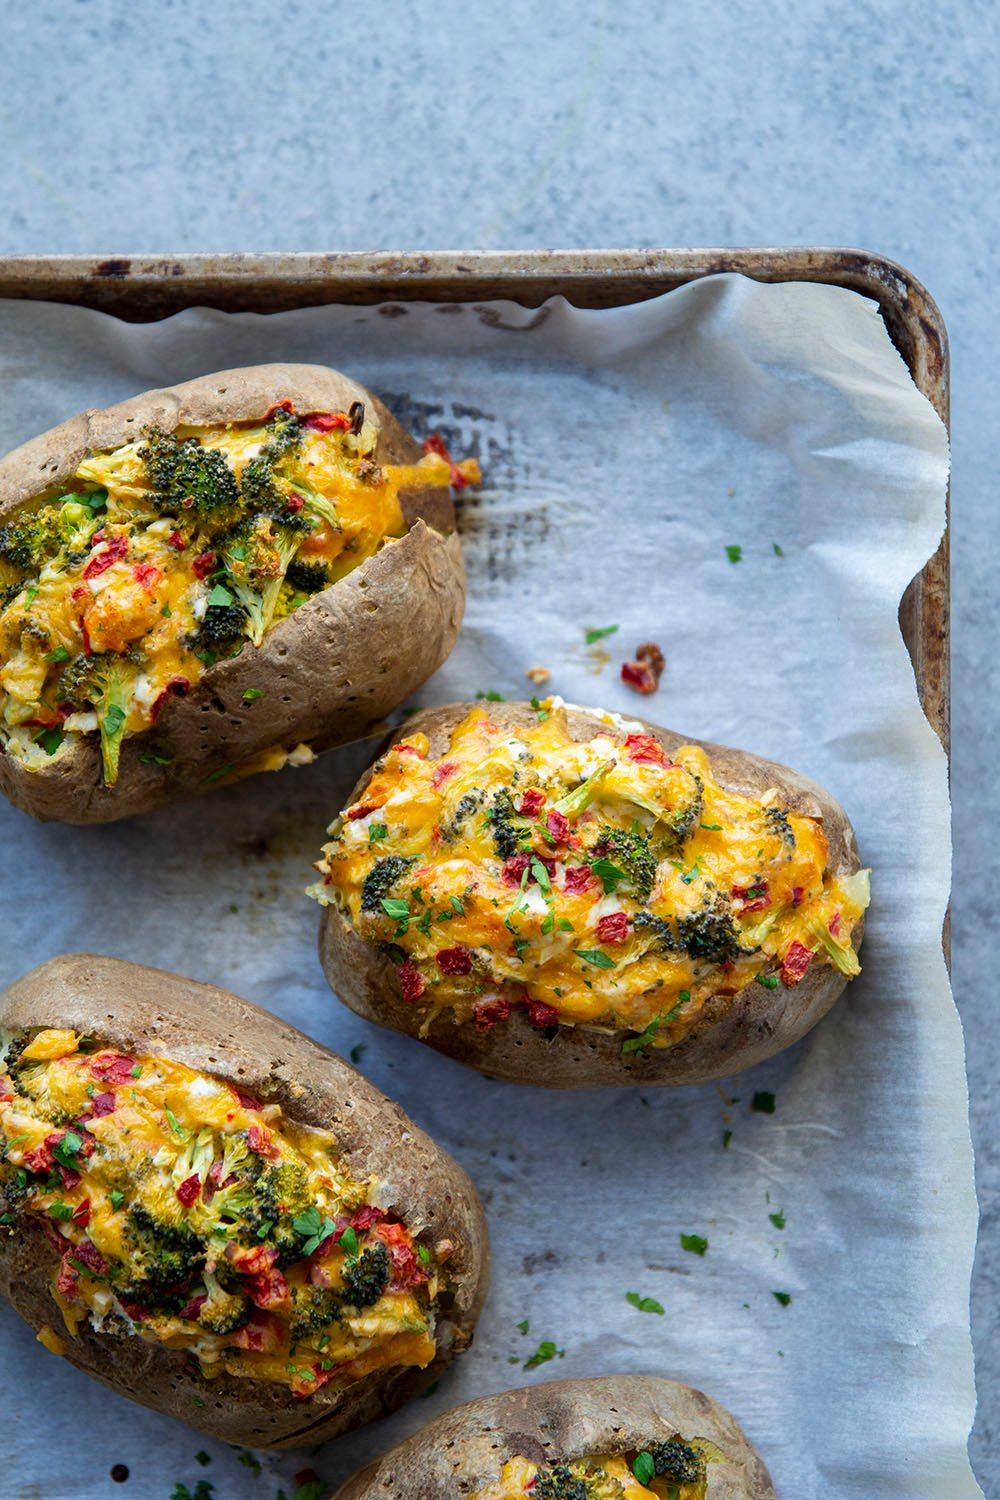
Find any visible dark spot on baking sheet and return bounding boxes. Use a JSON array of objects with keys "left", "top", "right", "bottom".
[
  {"left": 379, "top": 392, "right": 447, "bottom": 432},
  {"left": 452, "top": 402, "right": 493, "bottom": 421},
  {"left": 110, "top": 1464, "right": 129, "bottom": 1482},
  {"left": 474, "top": 304, "right": 553, "bottom": 334},
  {"left": 434, "top": 303, "right": 464, "bottom": 315},
  {"left": 522, "top": 1248, "right": 559, "bottom": 1275},
  {"left": 94, "top": 259, "right": 132, "bottom": 279},
  {"left": 378, "top": 304, "right": 408, "bottom": 318}
]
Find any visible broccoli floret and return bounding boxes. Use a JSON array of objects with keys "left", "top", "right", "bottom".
[
  {"left": 553, "top": 759, "right": 615, "bottom": 820},
  {"left": 632, "top": 910, "right": 680, "bottom": 951},
  {"left": 139, "top": 428, "right": 243, "bottom": 534},
  {"left": 289, "top": 1284, "right": 342, "bottom": 1339},
  {"left": 56, "top": 650, "right": 134, "bottom": 785},
  {"left": 119, "top": 1204, "right": 205, "bottom": 1301},
  {"left": 487, "top": 787, "right": 532, "bottom": 859},
  {"left": 533, "top": 1465, "right": 592, "bottom": 1500},
  {"left": 663, "top": 773, "right": 704, "bottom": 849},
  {"left": 0, "top": 1164, "right": 29, "bottom": 1212},
  {"left": 197, "top": 1271, "right": 251, "bottom": 1335},
  {"left": 232, "top": 1161, "right": 315, "bottom": 1265},
  {"left": 765, "top": 805, "right": 795, "bottom": 845},
  {"left": 220, "top": 514, "right": 310, "bottom": 645},
  {"left": 185, "top": 602, "right": 249, "bottom": 664},
  {"left": 0, "top": 506, "right": 63, "bottom": 576},
  {"left": 649, "top": 1438, "right": 706, "bottom": 1484},
  {"left": 340, "top": 1240, "right": 390, "bottom": 1307},
  {"left": 441, "top": 788, "right": 486, "bottom": 843},
  {"left": 360, "top": 856, "right": 416, "bottom": 913},
  {"left": 677, "top": 894, "right": 744, "bottom": 965},
  {"left": 285, "top": 558, "right": 330, "bottom": 595},
  {"left": 595, "top": 825, "right": 657, "bottom": 902},
  {"left": 260, "top": 407, "right": 303, "bottom": 462}
]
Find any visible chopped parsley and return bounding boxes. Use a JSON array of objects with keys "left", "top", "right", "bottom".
[
  {"left": 752, "top": 1091, "right": 776, "bottom": 1114},
  {"left": 726, "top": 544, "right": 743, "bottom": 564},
  {"left": 632, "top": 1453, "right": 656, "bottom": 1486},
  {"left": 43, "top": 645, "right": 70, "bottom": 663},
  {"left": 585, "top": 623, "right": 619, "bottom": 645},
  {"left": 772, "top": 541, "right": 785, "bottom": 557},
  {"left": 680, "top": 1232, "right": 708, "bottom": 1256},
  {"left": 769, "top": 1210, "right": 786, "bottom": 1230},
  {"left": 622, "top": 1013, "right": 662, "bottom": 1056},
  {"left": 625, "top": 1291, "right": 665, "bottom": 1315},
  {"left": 523, "top": 1339, "right": 564, "bottom": 1370},
  {"left": 242, "top": 687, "right": 264, "bottom": 703},
  {"left": 530, "top": 696, "right": 549, "bottom": 721},
  {"left": 368, "top": 823, "right": 389, "bottom": 844},
  {"left": 773, "top": 1291, "right": 792, "bottom": 1306},
  {"left": 573, "top": 948, "right": 615, "bottom": 969}
]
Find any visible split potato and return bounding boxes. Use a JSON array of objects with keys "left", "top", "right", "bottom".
[
  {"left": 314, "top": 699, "right": 868, "bottom": 1087},
  {"left": 0, "top": 954, "right": 489, "bottom": 1446},
  {"left": 331, "top": 1375, "right": 775, "bottom": 1500},
  {"left": 0, "top": 364, "right": 471, "bottom": 822}
]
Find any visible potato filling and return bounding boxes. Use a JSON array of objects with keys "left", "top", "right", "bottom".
[
  {"left": 0, "top": 1028, "right": 443, "bottom": 1397},
  {"left": 0, "top": 404, "right": 475, "bottom": 784},
  {"left": 472, "top": 1443, "right": 716, "bottom": 1500},
  {"left": 310, "top": 701, "right": 870, "bottom": 1047}
]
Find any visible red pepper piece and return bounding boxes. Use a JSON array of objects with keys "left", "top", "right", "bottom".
[
  {"left": 178, "top": 1293, "right": 207, "bottom": 1322},
  {"left": 398, "top": 960, "right": 427, "bottom": 1004},
  {"left": 57, "top": 1254, "right": 79, "bottom": 1299},
  {"left": 303, "top": 411, "right": 351, "bottom": 431},
  {"left": 192, "top": 549, "right": 216, "bottom": 579},
  {"left": 596, "top": 911, "right": 630, "bottom": 943},
  {"left": 517, "top": 788, "right": 546, "bottom": 817},
  {"left": 88, "top": 1092, "right": 116, "bottom": 1118},
  {"left": 474, "top": 997, "right": 513, "bottom": 1032},
  {"left": 350, "top": 1205, "right": 387, "bottom": 1232},
  {"left": 431, "top": 761, "right": 458, "bottom": 790},
  {"left": 436, "top": 946, "right": 472, "bottom": 976},
  {"left": 83, "top": 533, "right": 128, "bottom": 579},
  {"left": 132, "top": 562, "right": 162, "bottom": 593},
  {"left": 563, "top": 866, "right": 596, "bottom": 895},
  {"left": 524, "top": 998, "right": 559, "bottom": 1029},
  {"left": 502, "top": 853, "right": 531, "bottom": 887},
  {"left": 244, "top": 1264, "right": 290, "bottom": 1309},
  {"left": 246, "top": 1123, "right": 279, "bottom": 1158},
  {"left": 374, "top": 1220, "right": 430, "bottom": 1290},
  {"left": 233, "top": 1089, "right": 260, "bottom": 1111},
  {"left": 780, "top": 941, "right": 813, "bottom": 987},
  {"left": 175, "top": 1174, "right": 201, "bottom": 1207},
  {"left": 545, "top": 808, "right": 571, "bottom": 842},
  {"left": 149, "top": 675, "right": 190, "bottom": 724},
  {"left": 90, "top": 1053, "right": 137, "bottom": 1087},
  {"left": 621, "top": 659, "right": 659, "bottom": 695},
  {"left": 624, "top": 733, "right": 669, "bottom": 766},
  {"left": 732, "top": 880, "right": 770, "bottom": 915},
  {"left": 73, "top": 1239, "right": 106, "bottom": 1274},
  {"left": 422, "top": 433, "right": 469, "bottom": 489},
  {"left": 168, "top": 530, "right": 186, "bottom": 551},
  {"left": 346, "top": 802, "right": 378, "bottom": 821},
  {"left": 264, "top": 400, "right": 295, "bottom": 420}
]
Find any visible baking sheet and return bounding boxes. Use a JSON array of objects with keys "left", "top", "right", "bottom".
[{"left": 0, "top": 275, "right": 976, "bottom": 1500}]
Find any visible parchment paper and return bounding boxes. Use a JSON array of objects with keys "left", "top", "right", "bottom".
[{"left": 0, "top": 276, "right": 977, "bottom": 1500}]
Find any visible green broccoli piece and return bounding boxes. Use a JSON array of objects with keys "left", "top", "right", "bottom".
[
  {"left": 289, "top": 1284, "right": 343, "bottom": 1339},
  {"left": 441, "top": 788, "right": 486, "bottom": 844},
  {"left": 197, "top": 1271, "right": 251, "bottom": 1335},
  {"left": 341, "top": 1240, "right": 390, "bottom": 1307},
  {"left": 487, "top": 787, "right": 533, "bottom": 859},
  {"left": 139, "top": 428, "right": 243, "bottom": 535},
  {"left": 185, "top": 601, "right": 249, "bottom": 664},
  {"left": 284, "top": 558, "right": 330, "bottom": 595},
  {"left": 259, "top": 407, "right": 303, "bottom": 462},
  {"left": 632, "top": 910, "right": 680, "bottom": 951},
  {"left": 360, "top": 856, "right": 416, "bottom": 913},
  {"left": 594, "top": 825, "right": 657, "bottom": 901},
  {"left": 119, "top": 1204, "right": 205, "bottom": 1302},
  {"left": 764, "top": 805, "right": 795, "bottom": 845},
  {"left": 220, "top": 513, "right": 311, "bottom": 644},
  {"left": 0, "top": 506, "right": 63, "bottom": 577},
  {"left": 649, "top": 1438, "right": 706, "bottom": 1485},
  {"left": 532, "top": 1465, "right": 593, "bottom": 1500},
  {"left": 231, "top": 1161, "right": 315, "bottom": 1265},
  {"left": 677, "top": 894, "right": 744, "bottom": 965},
  {"left": 56, "top": 651, "right": 135, "bottom": 786},
  {"left": 0, "top": 1164, "right": 29, "bottom": 1213}
]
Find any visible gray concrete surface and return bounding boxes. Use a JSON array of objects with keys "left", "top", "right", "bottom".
[{"left": 2, "top": 0, "right": 996, "bottom": 1490}]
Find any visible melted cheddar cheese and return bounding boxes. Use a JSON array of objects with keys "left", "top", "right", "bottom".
[
  {"left": 311, "top": 702, "right": 870, "bottom": 1046},
  {"left": 0, "top": 404, "right": 476, "bottom": 785},
  {"left": 472, "top": 1444, "right": 713, "bottom": 1500},
  {"left": 0, "top": 1029, "right": 444, "bottom": 1398}
]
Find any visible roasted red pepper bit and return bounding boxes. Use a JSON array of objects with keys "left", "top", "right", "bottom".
[
  {"left": 517, "top": 788, "right": 546, "bottom": 817},
  {"left": 474, "top": 996, "right": 513, "bottom": 1032},
  {"left": 780, "top": 941, "right": 813, "bottom": 987},
  {"left": 244, "top": 1264, "right": 290, "bottom": 1309},
  {"left": 436, "top": 946, "right": 472, "bottom": 976},
  {"left": 502, "top": 853, "right": 531, "bottom": 887},
  {"left": 83, "top": 533, "right": 128, "bottom": 580},
  {"left": 346, "top": 802, "right": 378, "bottom": 821},
  {"left": 621, "top": 659, "right": 659, "bottom": 695},
  {"left": 732, "top": 880, "right": 770, "bottom": 915},
  {"left": 431, "top": 761, "right": 459, "bottom": 789},
  {"left": 192, "top": 549, "right": 216, "bottom": 579},
  {"left": 73, "top": 1239, "right": 106, "bottom": 1274},
  {"left": 90, "top": 1053, "right": 138, "bottom": 1086},
  {"left": 70, "top": 1197, "right": 91, "bottom": 1228},
  {"left": 398, "top": 960, "right": 427, "bottom": 1004},
  {"left": 132, "top": 562, "right": 162, "bottom": 593},
  {"left": 149, "top": 675, "right": 190, "bottom": 724},
  {"left": 545, "top": 808, "right": 571, "bottom": 842},
  {"left": 175, "top": 1174, "right": 201, "bottom": 1207},
  {"left": 178, "top": 1293, "right": 207, "bottom": 1322},
  {"left": 303, "top": 411, "right": 351, "bottom": 432},
  {"left": 624, "top": 733, "right": 669, "bottom": 766},
  {"left": 88, "top": 1091, "right": 117, "bottom": 1118},
  {"left": 167, "top": 530, "right": 186, "bottom": 551},
  {"left": 422, "top": 432, "right": 469, "bottom": 489},
  {"left": 596, "top": 911, "right": 630, "bottom": 943},
  {"left": 264, "top": 400, "right": 295, "bottom": 420},
  {"left": 246, "top": 1123, "right": 279, "bottom": 1158},
  {"left": 563, "top": 865, "right": 596, "bottom": 894}
]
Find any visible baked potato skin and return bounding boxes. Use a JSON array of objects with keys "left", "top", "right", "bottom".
[
  {"left": 0, "top": 364, "right": 465, "bottom": 824},
  {"left": 0, "top": 954, "right": 489, "bottom": 1448},
  {"left": 319, "top": 702, "right": 864, "bottom": 1088},
  {"left": 331, "top": 1375, "right": 775, "bottom": 1500}
]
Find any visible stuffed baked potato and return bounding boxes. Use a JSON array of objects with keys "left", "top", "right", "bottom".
[
  {"left": 312, "top": 699, "right": 869, "bottom": 1087},
  {"left": 331, "top": 1375, "right": 775, "bottom": 1500},
  {"left": 0, "top": 954, "right": 488, "bottom": 1446},
  {"left": 0, "top": 365, "right": 474, "bottom": 822}
]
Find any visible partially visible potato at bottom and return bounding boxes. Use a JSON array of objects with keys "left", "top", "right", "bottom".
[{"left": 331, "top": 1375, "right": 775, "bottom": 1500}]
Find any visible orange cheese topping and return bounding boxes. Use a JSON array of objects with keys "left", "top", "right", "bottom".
[
  {"left": 0, "top": 1030, "right": 441, "bottom": 1397},
  {"left": 312, "top": 702, "right": 870, "bottom": 1047}
]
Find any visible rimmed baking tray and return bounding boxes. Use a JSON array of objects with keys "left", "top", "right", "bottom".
[{"left": 0, "top": 247, "right": 949, "bottom": 747}]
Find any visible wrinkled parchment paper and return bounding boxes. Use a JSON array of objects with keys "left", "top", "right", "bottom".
[{"left": 0, "top": 276, "right": 978, "bottom": 1500}]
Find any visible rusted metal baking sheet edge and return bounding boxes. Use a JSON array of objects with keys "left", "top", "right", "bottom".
[{"left": 0, "top": 248, "right": 949, "bottom": 749}]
